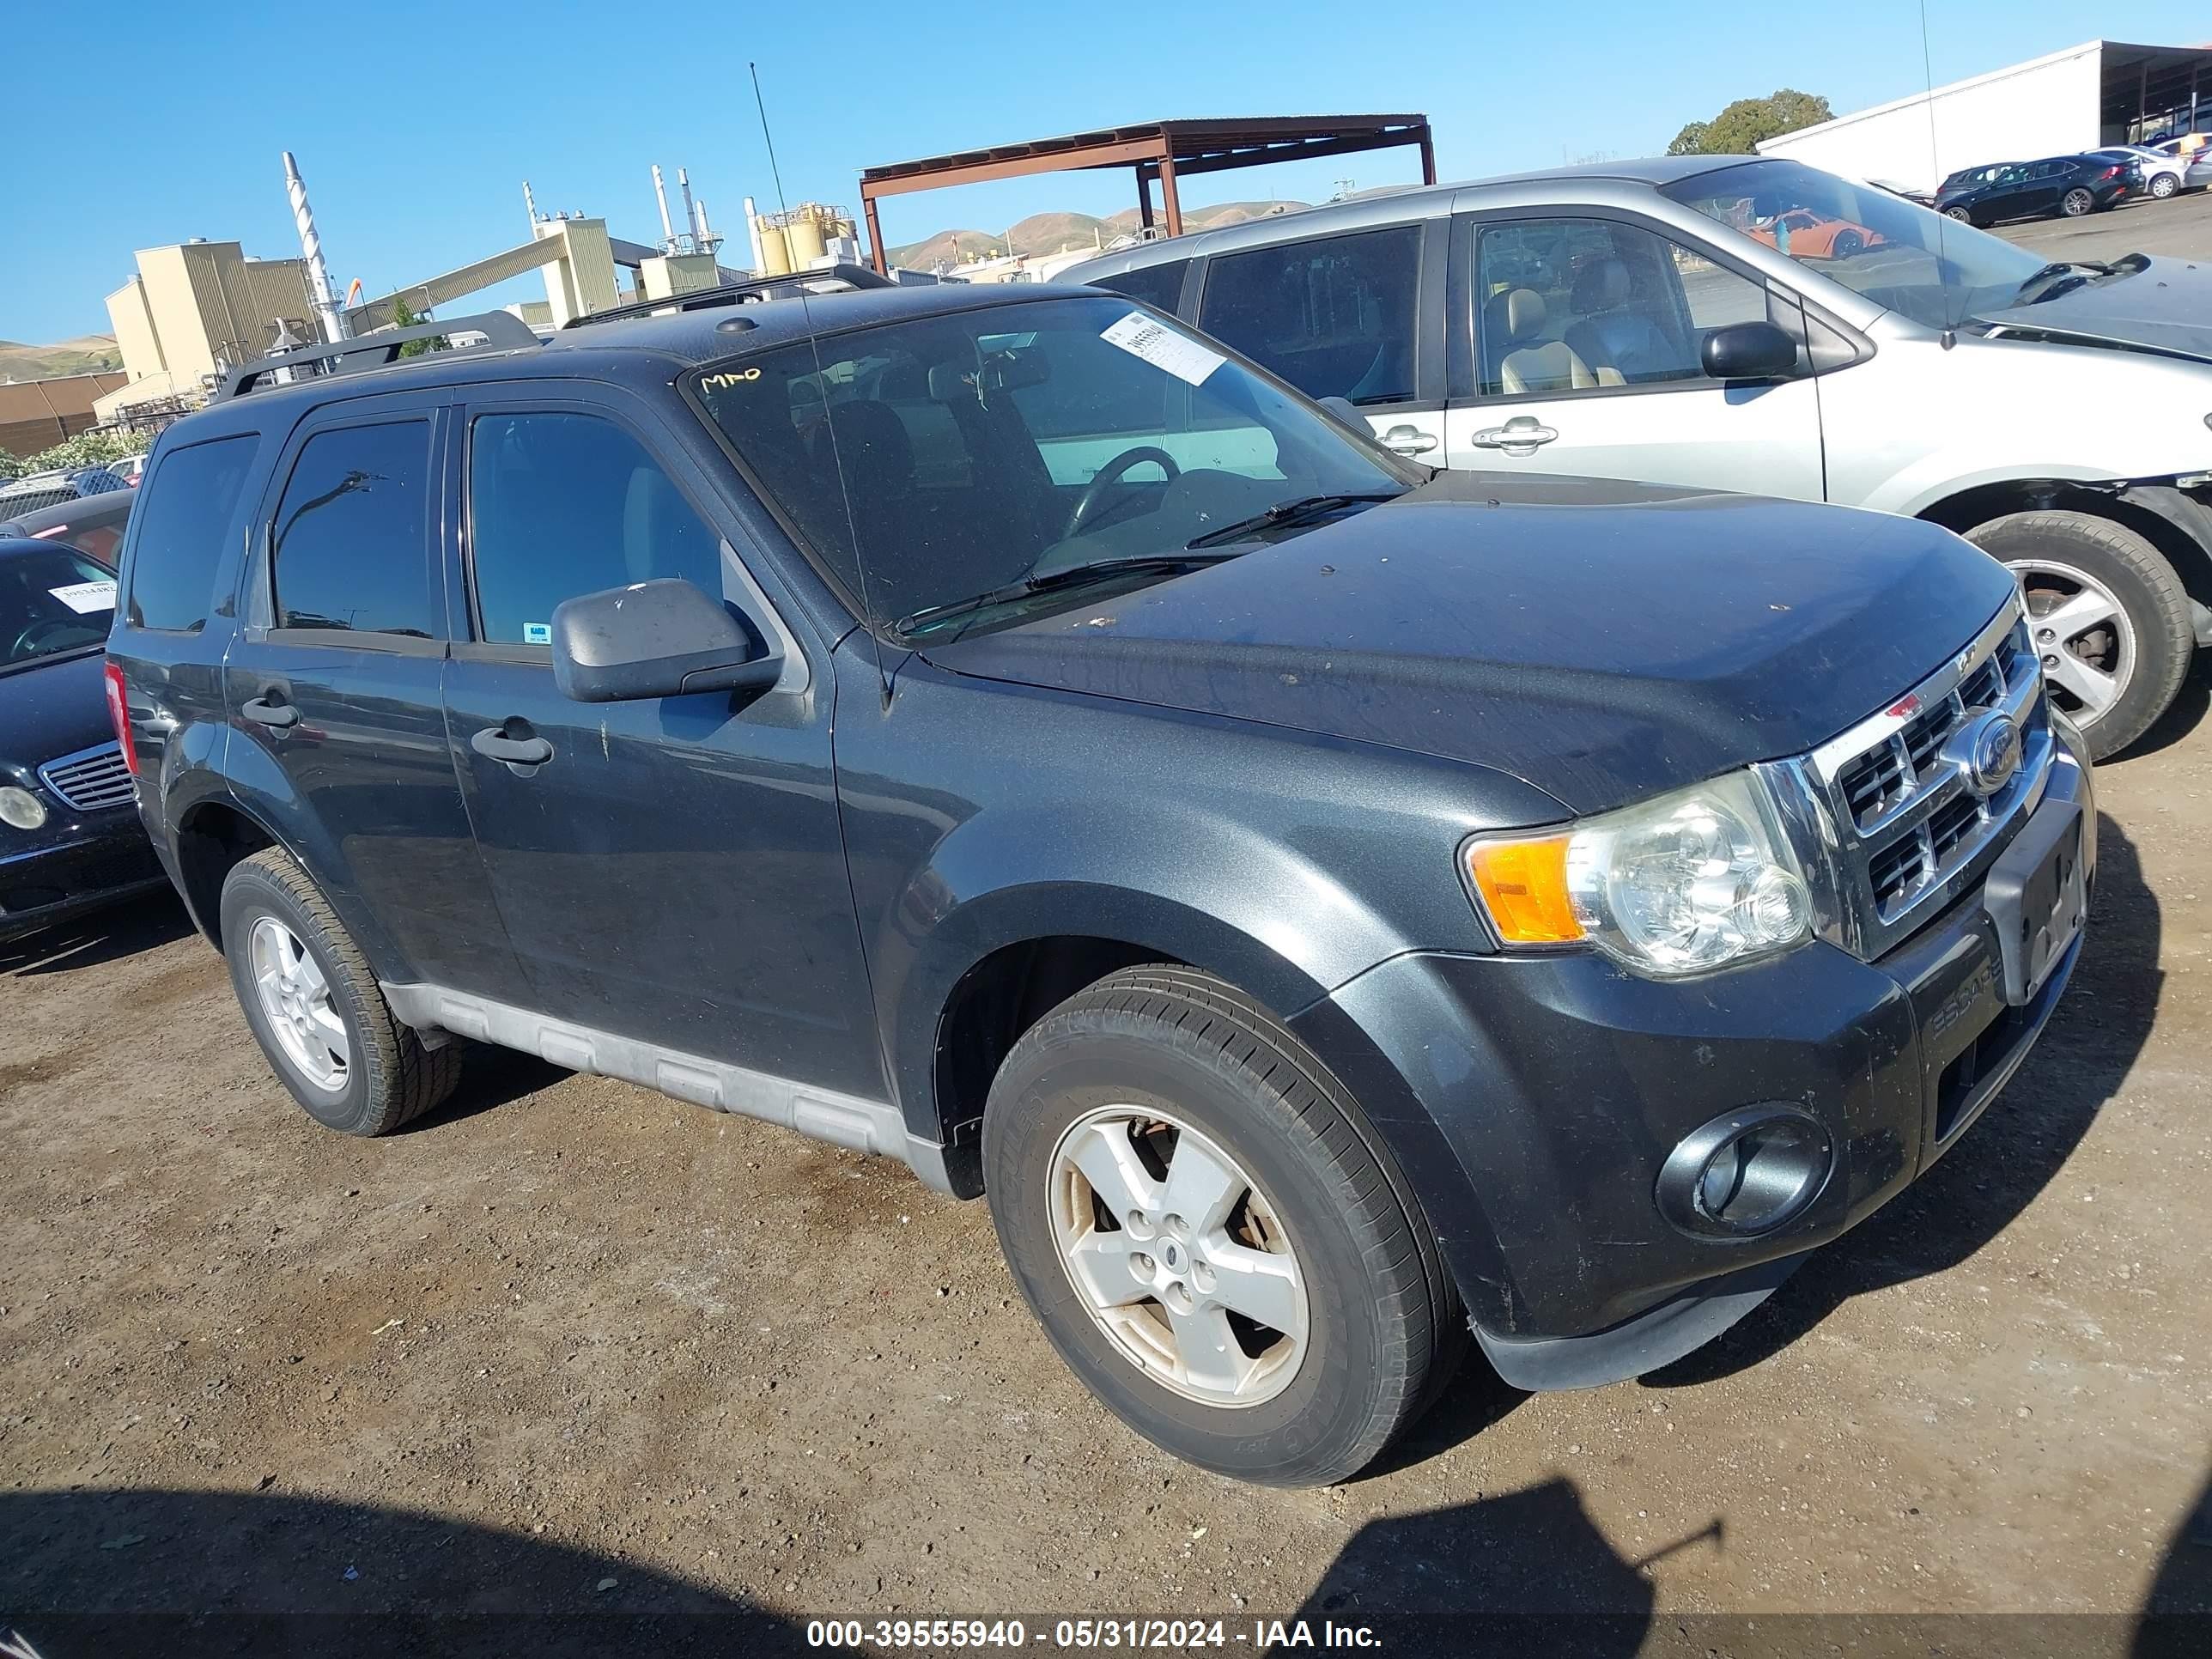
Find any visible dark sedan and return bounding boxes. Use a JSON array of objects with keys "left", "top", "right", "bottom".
[
  {"left": 0, "top": 538, "right": 164, "bottom": 944},
  {"left": 1936, "top": 155, "right": 2131, "bottom": 226}
]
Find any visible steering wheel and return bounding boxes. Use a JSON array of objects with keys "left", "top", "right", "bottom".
[
  {"left": 8, "top": 617, "right": 94, "bottom": 660},
  {"left": 1064, "top": 446, "right": 1182, "bottom": 539}
]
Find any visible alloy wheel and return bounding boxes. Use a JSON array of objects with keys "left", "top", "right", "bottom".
[
  {"left": 248, "top": 915, "right": 349, "bottom": 1092},
  {"left": 1048, "top": 1105, "right": 1310, "bottom": 1407},
  {"left": 2060, "top": 188, "right": 2094, "bottom": 217},
  {"left": 2006, "top": 557, "right": 2135, "bottom": 724}
]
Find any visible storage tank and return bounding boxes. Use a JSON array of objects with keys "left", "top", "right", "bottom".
[
  {"left": 786, "top": 213, "right": 827, "bottom": 266},
  {"left": 755, "top": 221, "right": 793, "bottom": 276}
]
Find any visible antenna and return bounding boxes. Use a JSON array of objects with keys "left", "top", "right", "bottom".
[
  {"left": 1917, "top": 0, "right": 1956, "bottom": 346},
  {"left": 750, "top": 60, "right": 890, "bottom": 708}
]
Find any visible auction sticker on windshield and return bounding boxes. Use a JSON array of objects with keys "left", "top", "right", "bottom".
[
  {"left": 49, "top": 580, "right": 116, "bottom": 614},
  {"left": 1101, "top": 312, "right": 1224, "bottom": 386}
]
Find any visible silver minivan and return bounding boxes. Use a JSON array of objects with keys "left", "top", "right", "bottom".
[{"left": 1062, "top": 155, "right": 2212, "bottom": 757}]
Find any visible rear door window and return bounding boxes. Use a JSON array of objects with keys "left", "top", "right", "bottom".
[
  {"left": 125, "top": 434, "right": 258, "bottom": 632},
  {"left": 466, "top": 411, "right": 722, "bottom": 645},
  {"left": 1198, "top": 225, "right": 1421, "bottom": 404},
  {"left": 269, "top": 421, "right": 442, "bottom": 639}
]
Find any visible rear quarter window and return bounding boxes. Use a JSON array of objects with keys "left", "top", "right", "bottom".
[
  {"left": 1084, "top": 258, "right": 1191, "bottom": 314},
  {"left": 125, "top": 434, "right": 259, "bottom": 632}
]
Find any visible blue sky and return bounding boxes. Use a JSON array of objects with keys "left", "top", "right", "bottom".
[{"left": 4, "top": 1, "right": 2201, "bottom": 343}]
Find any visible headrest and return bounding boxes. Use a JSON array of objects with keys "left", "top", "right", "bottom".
[
  {"left": 1485, "top": 288, "right": 1547, "bottom": 347},
  {"left": 1571, "top": 258, "right": 1632, "bottom": 313}
]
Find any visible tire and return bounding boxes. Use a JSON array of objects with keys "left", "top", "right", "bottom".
[
  {"left": 2152, "top": 173, "right": 2179, "bottom": 199},
  {"left": 1944, "top": 205, "right": 1974, "bottom": 223},
  {"left": 1965, "top": 510, "right": 2195, "bottom": 759},
  {"left": 2060, "top": 187, "right": 2096, "bottom": 217},
  {"left": 1831, "top": 230, "right": 1863, "bottom": 258},
  {"left": 220, "top": 848, "right": 462, "bottom": 1135},
  {"left": 982, "top": 964, "right": 1464, "bottom": 1486}
]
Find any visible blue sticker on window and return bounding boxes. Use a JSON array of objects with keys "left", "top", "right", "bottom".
[{"left": 523, "top": 622, "right": 551, "bottom": 645}]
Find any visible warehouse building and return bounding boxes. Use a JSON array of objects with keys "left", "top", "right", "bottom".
[
  {"left": 1757, "top": 39, "right": 2212, "bottom": 193},
  {"left": 96, "top": 240, "right": 315, "bottom": 423}
]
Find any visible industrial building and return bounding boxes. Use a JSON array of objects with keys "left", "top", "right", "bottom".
[
  {"left": 1756, "top": 39, "right": 2212, "bottom": 192},
  {"left": 95, "top": 240, "right": 316, "bottom": 423},
  {"left": 0, "top": 373, "right": 130, "bottom": 459}
]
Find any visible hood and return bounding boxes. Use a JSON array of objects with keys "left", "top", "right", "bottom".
[
  {"left": 0, "top": 648, "right": 116, "bottom": 776},
  {"left": 921, "top": 472, "right": 2016, "bottom": 817},
  {"left": 1978, "top": 254, "right": 2212, "bottom": 362}
]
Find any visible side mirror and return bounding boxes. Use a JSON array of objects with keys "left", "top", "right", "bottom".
[
  {"left": 550, "top": 578, "right": 781, "bottom": 703},
  {"left": 1701, "top": 321, "right": 1801, "bottom": 383}
]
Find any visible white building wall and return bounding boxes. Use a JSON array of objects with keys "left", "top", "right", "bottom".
[{"left": 1757, "top": 40, "right": 2104, "bottom": 194}]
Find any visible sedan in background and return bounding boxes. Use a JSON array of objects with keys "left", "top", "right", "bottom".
[
  {"left": 1936, "top": 155, "right": 2131, "bottom": 226},
  {"left": 0, "top": 538, "right": 164, "bottom": 945},
  {"left": 2089, "top": 146, "right": 2188, "bottom": 199},
  {"left": 0, "top": 487, "right": 135, "bottom": 567}
]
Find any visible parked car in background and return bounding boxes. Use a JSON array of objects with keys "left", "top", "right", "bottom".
[
  {"left": 1064, "top": 155, "right": 2212, "bottom": 757},
  {"left": 109, "top": 283, "right": 2093, "bottom": 1486},
  {"left": 0, "top": 487, "right": 136, "bottom": 567},
  {"left": 0, "top": 538, "right": 164, "bottom": 944},
  {"left": 1937, "top": 161, "right": 2009, "bottom": 197},
  {"left": 2088, "top": 146, "right": 2187, "bottom": 199},
  {"left": 105, "top": 453, "right": 149, "bottom": 488},
  {"left": 0, "top": 464, "right": 130, "bottom": 519},
  {"left": 1935, "top": 155, "right": 2130, "bottom": 225}
]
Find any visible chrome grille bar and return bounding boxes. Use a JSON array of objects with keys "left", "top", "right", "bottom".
[{"left": 37, "top": 741, "right": 136, "bottom": 813}]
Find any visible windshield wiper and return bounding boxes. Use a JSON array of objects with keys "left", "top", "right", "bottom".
[
  {"left": 2014, "top": 258, "right": 2114, "bottom": 301},
  {"left": 1185, "top": 491, "right": 1400, "bottom": 550},
  {"left": 895, "top": 552, "right": 1243, "bottom": 635}
]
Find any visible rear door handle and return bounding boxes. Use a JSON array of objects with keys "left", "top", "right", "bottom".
[
  {"left": 471, "top": 725, "right": 553, "bottom": 768},
  {"left": 1469, "top": 417, "right": 1560, "bottom": 455},
  {"left": 240, "top": 694, "right": 299, "bottom": 729},
  {"left": 1378, "top": 424, "right": 1439, "bottom": 456}
]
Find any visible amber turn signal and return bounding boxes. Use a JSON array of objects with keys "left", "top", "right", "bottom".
[{"left": 1464, "top": 835, "right": 1582, "bottom": 945}]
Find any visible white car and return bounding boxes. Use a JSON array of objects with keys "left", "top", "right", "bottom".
[
  {"left": 1063, "top": 156, "right": 2212, "bottom": 756},
  {"left": 2090, "top": 146, "right": 2187, "bottom": 199}
]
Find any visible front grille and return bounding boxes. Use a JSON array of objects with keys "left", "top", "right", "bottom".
[
  {"left": 38, "top": 742, "right": 136, "bottom": 812},
  {"left": 1793, "top": 605, "right": 2054, "bottom": 960}
]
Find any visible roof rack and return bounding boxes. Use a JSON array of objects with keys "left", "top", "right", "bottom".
[
  {"left": 211, "top": 311, "right": 540, "bottom": 403},
  {"left": 561, "top": 264, "right": 901, "bottom": 331}
]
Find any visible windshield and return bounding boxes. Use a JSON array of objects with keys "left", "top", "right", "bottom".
[
  {"left": 692, "top": 294, "right": 1416, "bottom": 638},
  {"left": 2, "top": 545, "right": 116, "bottom": 671},
  {"left": 1662, "top": 158, "right": 2051, "bottom": 331}
]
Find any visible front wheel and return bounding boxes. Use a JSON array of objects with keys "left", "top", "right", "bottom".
[
  {"left": 2060, "top": 187, "right": 2096, "bottom": 217},
  {"left": 1944, "top": 205, "right": 1974, "bottom": 223},
  {"left": 982, "top": 965, "right": 1463, "bottom": 1486},
  {"left": 1965, "top": 511, "right": 2195, "bottom": 758}
]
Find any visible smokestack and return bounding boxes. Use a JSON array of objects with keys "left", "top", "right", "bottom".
[
  {"left": 652, "top": 164, "right": 676, "bottom": 246},
  {"left": 695, "top": 198, "right": 711, "bottom": 241},
  {"left": 744, "top": 195, "right": 763, "bottom": 273},
  {"left": 678, "top": 167, "right": 698, "bottom": 252},
  {"left": 522, "top": 179, "right": 539, "bottom": 228},
  {"left": 282, "top": 150, "right": 347, "bottom": 343}
]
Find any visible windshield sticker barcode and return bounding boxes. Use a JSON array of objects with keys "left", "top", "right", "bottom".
[
  {"left": 1100, "top": 313, "right": 1224, "bottom": 386},
  {"left": 50, "top": 580, "right": 116, "bottom": 615}
]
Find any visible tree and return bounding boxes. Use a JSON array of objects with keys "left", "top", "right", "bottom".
[
  {"left": 1668, "top": 90, "right": 1833, "bottom": 157},
  {"left": 387, "top": 294, "right": 447, "bottom": 357}
]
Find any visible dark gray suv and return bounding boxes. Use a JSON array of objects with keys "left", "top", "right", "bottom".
[{"left": 106, "top": 278, "right": 2093, "bottom": 1485}]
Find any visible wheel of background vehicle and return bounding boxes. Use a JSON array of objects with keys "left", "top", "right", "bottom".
[
  {"left": 1965, "top": 511, "right": 2195, "bottom": 760},
  {"left": 982, "top": 963, "right": 1465, "bottom": 1487},
  {"left": 2060, "top": 187, "right": 2097, "bottom": 217},
  {"left": 2151, "top": 173, "right": 2179, "bottom": 199},
  {"left": 219, "top": 848, "right": 462, "bottom": 1135},
  {"left": 1831, "top": 230, "right": 1864, "bottom": 258},
  {"left": 1945, "top": 205, "right": 1974, "bottom": 223}
]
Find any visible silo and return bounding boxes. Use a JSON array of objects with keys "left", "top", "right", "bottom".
[
  {"left": 756, "top": 221, "right": 793, "bottom": 276},
  {"left": 786, "top": 211, "right": 827, "bottom": 267}
]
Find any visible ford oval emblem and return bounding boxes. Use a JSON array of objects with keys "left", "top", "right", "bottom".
[{"left": 1946, "top": 709, "right": 2021, "bottom": 799}]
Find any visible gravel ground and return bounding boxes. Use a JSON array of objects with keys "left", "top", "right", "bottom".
[{"left": 3, "top": 669, "right": 2206, "bottom": 1656}]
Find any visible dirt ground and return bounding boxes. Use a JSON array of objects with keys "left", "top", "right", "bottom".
[{"left": 3, "top": 672, "right": 2209, "bottom": 1656}]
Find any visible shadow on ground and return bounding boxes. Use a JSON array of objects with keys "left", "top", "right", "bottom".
[
  {"left": 0, "top": 1487, "right": 798, "bottom": 1658},
  {"left": 1644, "top": 811, "right": 2156, "bottom": 1388},
  {"left": 2137, "top": 1464, "right": 2212, "bottom": 1658},
  {"left": 1, "top": 890, "right": 191, "bottom": 978}
]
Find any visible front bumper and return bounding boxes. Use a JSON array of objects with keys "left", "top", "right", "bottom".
[
  {"left": 1296, "top": 740, "right": 2094, "bottom": 1389},
  {"left": 0, "top": 811, "right": 165, "bottom": 944}
]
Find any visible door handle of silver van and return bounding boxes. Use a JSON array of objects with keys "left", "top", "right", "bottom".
[
  {"left": 1378, "top": 424, "right": 1438, "bottom": 456},
  {"left": 1470, "top": 418, "right": 1559, "bottom": 456}
]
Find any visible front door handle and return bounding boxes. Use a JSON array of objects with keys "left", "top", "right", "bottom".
[
  {"left": 1469, "top": 416, "right": 1560, "bottom": 456},
  {"left": 240, "top": 694, "right": 299, "bottom": 729},
  {"left": 1378, "top": 424, "right": 1439, "bottom": 456},
  {"left": 471, "top": 724, "right": 553, "bottom": 768}
]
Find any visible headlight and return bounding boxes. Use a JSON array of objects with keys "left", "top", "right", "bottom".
[
  {"left": 1463, "top": 771, "right": 1812, "bottom": 978},
  {"left": 0, "top": 785, "right": 49, "bottom": 831}
]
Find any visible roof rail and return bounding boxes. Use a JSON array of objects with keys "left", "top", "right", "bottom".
[
  {"left": 211, "top": 311, "right": 540, "bottom": 403},
  {"left": 561, "top": 264, "right": 900, "bottom": 331}
]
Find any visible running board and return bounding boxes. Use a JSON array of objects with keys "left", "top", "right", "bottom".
[{"left": 380, "top": 981, "right": 959, "bottom": 1194}]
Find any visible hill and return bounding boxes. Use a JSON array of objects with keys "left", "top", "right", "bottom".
[
  {"left": 888, "top": 199, "right": 1311, "bottom": 270},
  {"left": 0, "top": 335, "right": 123, "bottom": 381}
]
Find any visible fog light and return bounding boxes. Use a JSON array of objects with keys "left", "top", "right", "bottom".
[
  {"left": 1656, "top": 1105, "right": 1832, "bottom": 1237},
  {"left": 0, "top": 786, "right": 48, "bottom": 831}
]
